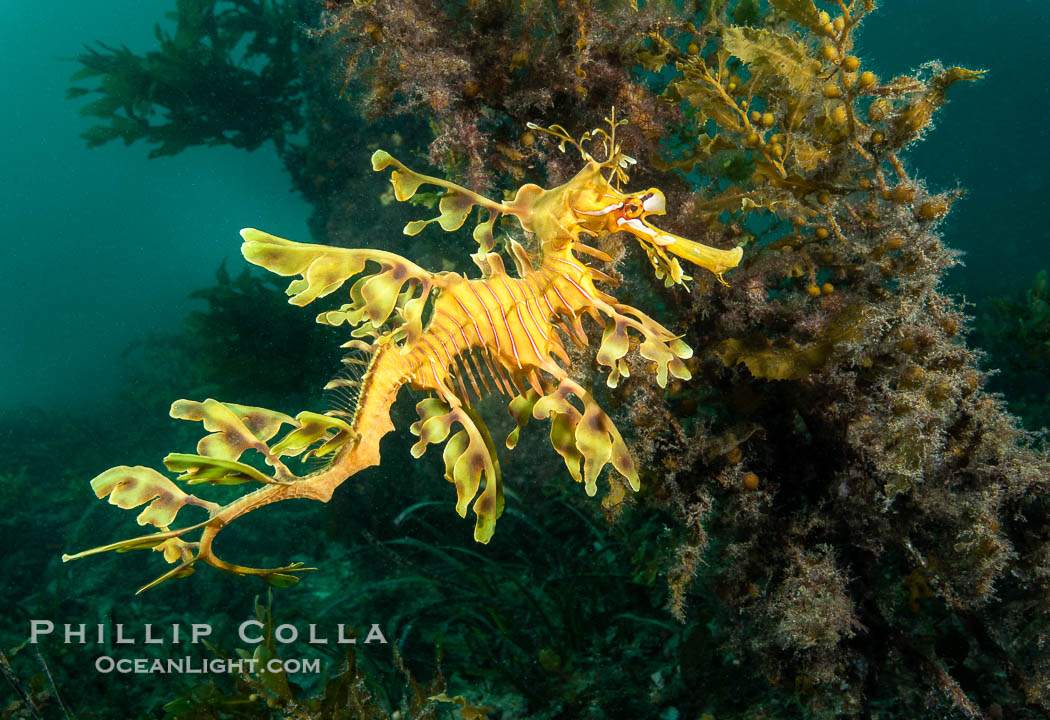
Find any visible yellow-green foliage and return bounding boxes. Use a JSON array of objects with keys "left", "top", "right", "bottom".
[
  {"left": 429, "top": 693, "right": 490, "bottom": 720},
  {"left": 716, "top": 306, "right": 863, "bottom": 380},
  {"left": 640, "top": 0, "right": 981, "bottom": 381}
]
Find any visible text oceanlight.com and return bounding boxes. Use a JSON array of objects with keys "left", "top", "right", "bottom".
[{"left": 94, "top": 656, "right": 323, "bottom": 675}]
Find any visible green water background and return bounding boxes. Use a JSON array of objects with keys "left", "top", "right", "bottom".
[{"left": 1, "top": 0, "right": 1047, "bottom": 413}]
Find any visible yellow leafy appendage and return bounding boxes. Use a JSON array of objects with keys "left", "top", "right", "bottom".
[{"left": 64, "top": 115, "right": 742, "bottom": 592}]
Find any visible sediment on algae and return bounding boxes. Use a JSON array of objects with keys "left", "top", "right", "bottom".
[{"left": 48, "top": 0, "right": 1050, "bottom": 717}]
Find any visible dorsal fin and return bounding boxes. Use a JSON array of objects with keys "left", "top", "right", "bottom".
[{"left": 324, "top": 341, "right": 377, "bottom": 426}]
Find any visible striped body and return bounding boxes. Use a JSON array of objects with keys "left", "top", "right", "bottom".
[
  {"left": 345, "top": 258, "right": 604, "bottom": 466},
  {"left": 404, "top": 272, "right": 562, "bottom": 394}
]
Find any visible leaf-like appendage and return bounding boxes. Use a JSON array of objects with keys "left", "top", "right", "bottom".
[
  {"left": 636, "top": 240, "right": 689, "bottom": 288},
  {"left": 225, "top": 404, "right": 296, "bottom": 443},
  {"left": 575, "top": 394, "right": 638, "bottom": 495},
  {"left": 240, "top": 229, "right": 432, "bottom": 317},
  {"left": 360, "top": 266, "right": 410, "bottom": 327},
  {"left": 533, "top": 386, "right": 585, "bottom": 483},
  {"left": 448, "top": 414, "right": 502, "bottom": 544},
  {"left": 90, "top": 465, "right": 191, "bottom": 527},
  {"left": 639, "top": 335, "right": 692, "bottom": 388},
  {"left": 593, "top": 306, "right": 693, "bottom": 389},
  {"left": 506, "top": 391, "right": 539, "bottom": 449},
  {"left": 471, "top": 252, "right": 510, "bottom": 280},
  {"left": 67, "top": 398, "right": 329, "bottom": 591},
  {"left": 389, "top": 168, "right": 425, "bottom": 201},
  {"left": 372, "top": 150, "right": 506, "bottom": 252},
  {"left": 157, "top": 537, "right": 195, "bottom": 564},
  {"left": 64, "top": 527, "right": 194, "bottom": 563},
  {"left": 449, "top": 429, "right": 486, "bottom": 518},
  {"left": 409, "top": 398, "right": 502, "bottom": 542},
  {"left": 410, "top": 397, "right": 455, "bottom": 458},
  {"left": 532, "top": 381, "right": 638, "bottom": 495},
  {"left": 473, "top": 212, "right": 497, "bottom": 253},
  {"left": 245, "top": 228, "right": 436, "bottom": 343},
  {"left": 268, "top": 411, "right": 356, "bottom": 460},
  {"left": 549, "top": 412, "right": 584, "bottom": 484},
  {"left": 241, "top": 229, "right": 365, "bottom": 304},
  {"left": 404, "top": 191, "right": 476, "bottom": 236},
  {"left": 400, "top": 294, "right": 428, "bottom": 347},
  {"left": 597, "top": 319, "right": 631, "bottom": 388},
  {"left": 171, "top": 399, "right": 293, "bottom": 462},
  {"left": 163, "top": 453, "right": 279, "bottom": 486},
  {"left": 136, "top": 560, "right": 199, "bottom": 594},
  {"left": 442, "top": 429, "right": 470, "bottom": 491}
]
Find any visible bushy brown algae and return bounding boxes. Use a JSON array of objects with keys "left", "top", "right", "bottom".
[
  {"left": 316, "top": 0, "right": 691, "bottom": 191},
  {"left": 608, "top": 2, "right": 1050, "bottom": 717}
]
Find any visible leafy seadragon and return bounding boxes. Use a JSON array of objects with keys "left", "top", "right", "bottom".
[{"left": 63, "top": 115, "right": 742, "bottom": 592}]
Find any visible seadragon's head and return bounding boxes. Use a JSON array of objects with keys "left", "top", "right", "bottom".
[{"left": 526, "top": 112, "right": 743, "bottom": 287}]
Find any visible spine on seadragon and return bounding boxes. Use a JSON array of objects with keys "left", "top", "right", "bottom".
[{"left": 338, "top": 342, "right": 402, "bottom": 468}]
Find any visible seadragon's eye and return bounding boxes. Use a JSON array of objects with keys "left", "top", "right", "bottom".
[{"left": 621, "top": 198, "right": 643, "bottom": 219}]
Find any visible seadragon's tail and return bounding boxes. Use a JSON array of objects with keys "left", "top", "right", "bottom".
[{"left": 62, "top": 229, "right": 431, "bottom": 593}]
